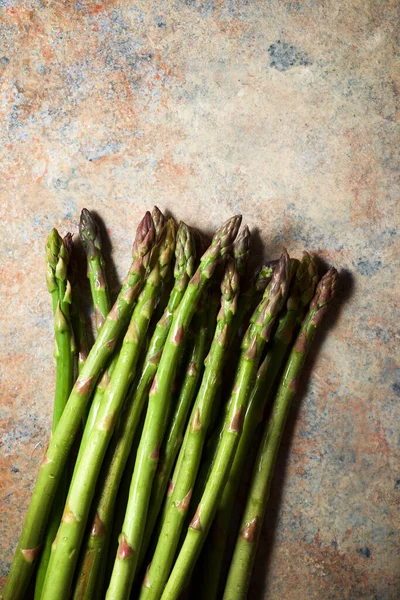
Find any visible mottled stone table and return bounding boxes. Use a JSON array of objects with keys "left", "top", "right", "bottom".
[{"left": 0, "top": 1, "right": 399, "bottom": 598}]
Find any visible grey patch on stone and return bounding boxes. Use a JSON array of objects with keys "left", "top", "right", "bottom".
[
  {"left": 0, "top": 56, "right": 10, "bottom": 66},
  {"left": 83, "top": 141, "right": 121, "bottom": 162},
  {"left": 286, "top": 1, "right": 302, "bottom": 13},
  {"left": 355, "top": 258, "right": 382, "bottom": 276},
  {"left": 268, "top": 40, "right": 311, "bottom": 72},
  {"left": 11, "top": 466, "right": 19, "bottom": 473}
]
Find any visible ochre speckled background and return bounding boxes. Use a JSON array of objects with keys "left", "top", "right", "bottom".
[{"left": 0, "top": 1, "right": 399, "bottom": 598}]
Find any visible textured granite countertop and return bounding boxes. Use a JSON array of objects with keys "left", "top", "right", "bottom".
[{"left": 0, "top": 1, "right": 399, "bottom": 598}]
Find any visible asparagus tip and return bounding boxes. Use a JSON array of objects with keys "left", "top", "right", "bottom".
[
  {"left": 79, "top": 208, "right": 102, "bottom": 258},
  {"left": 175, "top": 221, "right": 196, "bottom": 281},
  {"left": 152, "top": 206, "right": 167, "bottom": 237},
  {"left": 311, "top": 267, "right": 338, "bottom": 312},
  {"left": 233, "top": 225, "right": 251, "bottom": 276},
  {"left": 221, "top": 256, "right": 240, "bottom": 302},
  {"left": 63, "top": 232, "right": 74, "bottom": 256},
  {"left": 218, "top": 214, "right": 242, "bottom": 255}
]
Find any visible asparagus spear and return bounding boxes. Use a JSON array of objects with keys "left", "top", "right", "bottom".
[
  {"left": 160, "top": 250, "right": 291, "bottom": 600},
  {"left": 222, "top": 268, "right": 338, "bottom": 600},
  {"left": 72, "top": 221, "right": 195, "bottom": 599},
  {"left": 140, "top": 257, "right": 241, "bottom": 600},
  {"left": 2, "top": 212, "right": 155, "bottom": 600},
  {"left": 67, "top": 236, "right": 91, "bottom": 379},
  {"left": 79, "top": 209, "right": 111, "bottom": 331},
  {"left": 137, "top": 297, "right": 213, "bottom": 572},
  {"left": 169, "top": 227, "right": 252, "bottom": 509},
  {"left": 73, "top": 208, "right": 166, "bottom": 479},
  {"left": 176, "top": 262, "right": 276, "bottom": 516},
  {"left": 34, "top": 231, "right": 75, "bottom": 600},
  {"left": 106, "top": 215, "right": 242, "bottom": 600},
  {"left": 40, "top": 220, "right": 175, "bottom": 599},
  {"left": 200, "top": 253, "right": 318, "bottom": 599}
]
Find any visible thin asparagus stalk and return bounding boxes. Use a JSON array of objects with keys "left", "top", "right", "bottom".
[
  {"left": 72, "top": 221, "right": 195, "bottom": 600},
  {"left": 181, "top": 263, "right": 276, "bottom": 514},
  {"left": 161, "top": 250, "right": 291, "bottom": 600},
  {"left": 40, "top": 220, "right": 175, "bottom": 599},
  {"left": 222, "top": 268, "right": 338, "bottom": 600},
  {"left": 34, "top": 231, "right": 75, "bottom": 600},
  {"left": 2, "top": 212, "right": 155, "bottom": 600},
  {"left": 140, "top": 257, "right": 241, "bottom": 600},
  {"left": 232, "top": 226, "right": 251, "bottom": 277},
  {"left": 67, "top": 237, "right": 91, "bottom": 375},
  {"left": 141, "top": 288, "right": 221, "bottom": 575},
  {"left": 75, "top": 308, "right": 90, "bottom": 374},
  {"left": 162, "top": 251, "right": 264, "bottom": 549},
  {"left": 138, "top": 298, "right": 212, "bottom": 572},
  {"left": 106, "top": 215, "right": 242, "bottom": 600},
  {"left": 72, "top": 208, "right": 166, "bottom": 480},
  {"left": 169, "top": 227, "right": 252, "bottom": 506},
  {"left": 200, "top": 253, "right": 318, "bottom": 599},
  {"left": 79, "top": 209, "right": 111, "bottom": 331}
]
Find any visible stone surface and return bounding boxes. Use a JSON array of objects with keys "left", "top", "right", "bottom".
[{"left": 0, "top": 1, "right": 399, "bottom": 598}]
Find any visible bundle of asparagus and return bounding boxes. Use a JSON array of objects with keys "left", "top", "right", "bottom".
[{"left": 2, "top": 208, "right": 337, "bottom": 600}]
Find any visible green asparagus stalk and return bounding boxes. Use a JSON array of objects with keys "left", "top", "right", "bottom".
[
  {"left": 79, "top": 209, "right": 111, "bottom": 331},
  {"left": 2, "top": 212, "right": 155, "bottom": 600},
  {"left": 200, "top": 253, "right": 318, "bottom": 599},
  {"left": 34, "top": 231, "right": 75, "bottom": 600},
  {"left": 232, "top": 226, "right": 251, "bottom": 276},
  {"left": 140, "top": 257, "right": 241, "bottom": 600},
  {"left": 169, "top": 227, "right": 252, "bottom": 505},
  {"left": 137, "top": 298, "right": 212, "bottom": 572},
  {"left": 222, "top": 267, "right": 338, "bottom": 600},
  {"left": 184, "top": 262, "right": 276, "bottom": 511},
  {"left": 74, "top": 209, "right": 114, "bottom": 462},
  {"left": 73, "top": 208, "right": 166, "bottom": 480},
  {"left": 160, "top": 249, "right": 291, "bottom": 600},
  {"left": 106, "top": 215, "right": 242, "bottom": 600},
  {"left": 72, "top": 221, "right": 195, "bottom": 599},
  {"left": 67, "top": 237, "right": 91, "bottom": 375},
  {"left": 40, "top": 220, "right": 175, "bottom": 599},
  {"left": 143, "top": 288, "right": 221, "bottom": 574}
]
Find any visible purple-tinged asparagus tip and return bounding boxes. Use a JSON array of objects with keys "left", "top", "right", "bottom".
[
  {"left": 132, "top": 212, "right": 156, "bottom": 266},
  {"left": 175, "top": 221, "right": 196, "bottom": 281},
  {"left": 233, "top": 225, "right": 251, "bottom": 276},
  {"left": 152, "top": 206, "right": 167, "bottom": 238},
  {"left": 63, "top": 232, "right": 73, "bottom": 257},
  {"left": 310, "top": 267, "right": 338, "bottom": 312},
  {"left": 296, "top": 252, "right": 319, "bottom": 308},
  {"left": 262, "top": 248, "right": 291, "bottom": 317},
  {"left": 219, "top": 215, "right": 242, "bottom": 256},
  {"left": 79, "top": 208, "right": 102, "bottom": 258},
  {"left": 221, "top": 256, "right": 240, "bottom": 303},
  {"left": 158, "top": 218, "right": 177, "bottom": 278}
]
